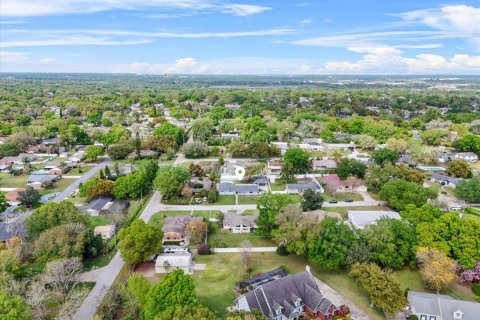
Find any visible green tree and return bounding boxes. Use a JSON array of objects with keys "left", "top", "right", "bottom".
[
  {"left": 256, "top": 193, "right": 295, "bottom": 235},
  {"left": 182, "top": 142, "right": 210, "bottom": 159},
  {"left": 280, "top": 162, "right": 295, "bottom": 182},
  {"left": 33, "top": 223, "right": 88, "bottom": 262},
  {"left": 142, "top": 269, "right": 197, "bottom": 320},
  {"left": 349, "top": 263, "right": 406, "bottom": 316},
  {"left": 421, "top": 129, "right": 448, "bottom": 146},
  {"left": 226, "top": 310, "right": 269, "bottom": 320},
  {"left": 108, "top": 143, "right": 133, "bottom": 160},
  {"left": 379, "top": 179, "right": 437, "bottom": 211},
  {"left": 84, "top": 145, "right": 104, "bottom": 161},
  {"left": 127, "top": 273, "right": 151, "bottom": 307},
  {"left": 207, "top": 184, "right": 218, "bottom": 203},
  {"left": 0, "top": 249, "right": 20, "bottom": 274},
  {"left": 455, "top": 178, "right": 480, "bottom": 203},
  {"left": 0, "top": 143, "right": 21, "bottom": 157},
  {"left": 17, "top": 186, "right": 40, "bottom": 207},
  {"left": 0, "top": 193, "right": 8, "bottom": 212},
  {"left": 0, "top": 290, "right": 30, "bottom": 320},
  {"left": 307, "top": 217, "right": 357, "bottom": 269},
  {"left": 26, "top": 201, "right": 88, "bottom": 238},
  {"left": 455, "top": 134, "right": 480, "bottom": 155},
  {"left": 282, "top": 148, "right": 312, "bottom": 174},
  {"left": 153, "top": 122, "right": 185, "bottom": 147},
  {"left": 400, "top": 204, "right": 443, "bottom": 226},
  {"left": 446, "top": 160, "right": 472, "bottom": 178},
  {"left": 363, "top": 217, "right": 416, "bottom": 268},
  {"left": 191, "top": 118, "right": 215, "bottom": 141},
  {"left": 118, "top": 220, "right": 163, "bottom": 265},
  {"left": 155, "top": 305, "right": 216, "bottom": 320},
  {"left": 371, "top": 149, "right": 399, "bottom": 166},
  {"left": 154, "top": 166, "right": 190, "bottom": 199},
  {"left": 272, "top": 204, "right": 317, "bottom": 255},
  {"left": 15, "top": 115, "right": 32, "bottom": 126},
  {"left": 301, "top": 189, "right": 323, "bottom": 211},
  {"left": 336, "top": 158, "right": 367, "bottom": 179}
]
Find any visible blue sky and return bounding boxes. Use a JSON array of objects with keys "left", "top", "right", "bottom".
[{"left": 1, "top": 0, "right": 479, "bottom": 74}]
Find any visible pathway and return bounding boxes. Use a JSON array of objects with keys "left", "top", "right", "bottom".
[
  {"left": 73, "top": 191, "right": 162, "bottom": 320},
  {"left": 212, "top": 247, "right": 277, "bottom": 253},
  {"left": 314, "top": 277, "right": 372, "bottom": 320},
  {"left": 52, "top": 157, "right": 111, "bottom": 202}
]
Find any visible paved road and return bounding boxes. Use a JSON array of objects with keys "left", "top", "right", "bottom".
[
  {"left": 52, "top": 157, "right": 111, "bottom": 203},
  {"left": 73, "top": 191, "right": 162, "bottom": 320}
]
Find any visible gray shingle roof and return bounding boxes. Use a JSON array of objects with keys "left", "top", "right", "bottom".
[
  {"left": 286, "top": 182, "right": 320, "bottom": 191},
  {"left": 242, "top": 271, "right": 335, "bottom": 319},
  {"left": 223, "top": 213, "right": 258, "bottom": 228},
  {"left": 431, "top": 173, "right": 461, "bottom": 185},
  {"left": 218, "top": 181, "right": 258, "bottom": 193},
  {"left": 408, "top": 291, "right": 480, "bottom": 320}
]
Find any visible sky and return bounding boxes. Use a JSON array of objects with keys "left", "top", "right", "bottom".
[{"left": 1, "top": 0, "right": 480, "bottom": 74}]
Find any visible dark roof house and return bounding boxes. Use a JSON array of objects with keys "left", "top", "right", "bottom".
[
  {"left": 235, "top": 268, "right": 337, "bottom": 320},
  {"left": 238, "top": 268, "right": 287, "bottom": 290}
]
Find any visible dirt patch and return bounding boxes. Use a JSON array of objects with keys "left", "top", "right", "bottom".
[{"left": 134, "top": 261, "right": 155, "bottom": 277}]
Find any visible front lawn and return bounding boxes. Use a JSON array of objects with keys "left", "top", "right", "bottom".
[
  {"left": 64, "top": 166, "right": 93, "bottom": 176},
  {"left": 215, "top": 195, "right": 236, "bottom": 205},
  {"left": 191, "top": 253, "right": 307, "bottom": 318},
  {"left": 322, "top": 205, "right": 392, "bottom": 219},
  {"left": 149, "top": 210, "right": 223, "bottom": 229},
  {"left": 0, "top": 173, "right": 27, "bottom": 188},
  {"left": 38, "top": 178, "right": 75, "bottom": 196},
  {"left": 270, "top": 182, "right": 286, "bottom": 191},
  {"left": 208, "top": 229, "right": 275, "bottom": 248},
  {"left": 237, "top": 196, "right": 260, "bottom": 205},
  {"left": 322, "top": 192, "right": 364, "bottom": 202}
]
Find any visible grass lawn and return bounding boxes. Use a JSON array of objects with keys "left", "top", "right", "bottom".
[
  {"left": 323, "top": 205, "right": 392, "bottom": 219},
  {"left": 208, "top": 229, "right": 275, "bottom": 247},
  {"left": 0, "top": 173, "right": 27, "bottom": 188},
  {"left": 237, "top": 196, "right": 260, "bottom": 205},
  {"left": 149, "top": 210, "right": 222, "bottom": 228},
  {"left": 190, "top": 252, "right": 307, "bottom": 318},
  {"left": 288, "top": 194, "right": 302, "bottom": 203},
  {"left": 88, "top": 216, "right": 110, "bottom": 228},
  {"left": 392, "top": 268, "right": 476, "bottom": 301},
  {"left": 242, "top": 209, "right": 259, "bottom": 215},
  {"left": 216, "top": 195, "right": 236, "bottom": 205},
  {"left": 270, "top": 182, "right": 286, "bottom": 191},
  {"left": 83, "top": 250, "right": 117, "bottom": 271},
  {"left": 322, "top": 192, "right": 364, "bottom": 202},
  {"left": 64, "top": 166, "right": 93, "bottom": 176},
  {"left": 38, "top": 178, "right": 75, "bottom": 196}
]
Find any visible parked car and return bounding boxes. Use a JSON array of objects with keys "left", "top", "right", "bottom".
[
  {"left": 345, "top": 198, "right": 354, "bottom": 203},
  {"left": 329, "top": 200, "right": 338, "bottom": 204},
  {"left": 163, "top": 247, "right": 190, "bottom": 253}
]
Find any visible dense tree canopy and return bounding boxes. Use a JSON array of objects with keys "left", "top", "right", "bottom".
[
  {"left": 256, "top": 193, "right": 295, "bottom": 235},
  {"left": 154, "top": 165, "right": 190, "bottom": 199},
  {"left": 379, "top": 179, "right": 437, "bottom": 211},
  {"left": 118, "top": 219, "right": 163, "bottom": 265}
]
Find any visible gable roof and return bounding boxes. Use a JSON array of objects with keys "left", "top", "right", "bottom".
[
  {"left": 408, "top": 291, "right": 480, "bottom": 320},
  {"left": 348, "top": 211, "right": 400, "bottom": 229},
  {"left": 218, "top": 181, "right": 259, "bottom": 193},
  {"left": 223, "top": 213, "right": 258, "bottom": 228},
  {"left": 431, "top": 173, "right": 461, "bottom": 185},
  {"left": 287, "top": 182, "right": 320, "bottom": 191},
  {"left": 242, "top": 271, "right": 335, "bottom": 319}
]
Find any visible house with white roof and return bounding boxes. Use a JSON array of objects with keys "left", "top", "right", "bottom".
[
  {"left": 155, "top": 252, "right": 193, "bottom": 274},
  {"left": 407, "top": 291, "right": 480, "bottom": 320},
  {"left": 347, "top": 210, "right": 401, "bottom": 229},
  {"left": 455, "top": 152, "right": 478, "bottom": 163}
]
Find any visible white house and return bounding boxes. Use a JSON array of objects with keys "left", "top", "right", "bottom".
[
  {"left": 222, "top": 213, "right": 258, "bottom": 233},
  {"left": 455, "top": 152, "right": 479, "bottom": 163},
  {"left": 155, "top": 252, "right": 193, "bottom": 274},
  {"left": 94, "top": 225, "right": 116, "bottom": 239},
  {"left": 326, "top": 142, "right": 356, "bottom": 151},
  {"left": 266, "top": 159, "right": 282, "bottom": 175},
  {"left": 348, "top": 211, "right": 401, "bottom": 230},
  {"left": 298, "top": 139, "right": 324, "bottom": 152}
]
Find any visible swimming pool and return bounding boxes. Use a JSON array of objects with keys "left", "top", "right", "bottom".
[{"left": 417, "top": 166, "right": 446, "bottom": 171}]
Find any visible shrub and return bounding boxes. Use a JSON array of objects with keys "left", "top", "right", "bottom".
[
  {"left": 472, "top": 283, "right": 480, "bottom": 296},
  {"left": 276, "top": 245, "right": 289, "bottom": 256},
  {"left": 198, "top": 244, "right": 212, "bottom": 255},
  {"left": 182, "top": 142, "right": 210, "bottom": 159},
  {"left": 407, "top": 315, "right": 419, "bottom": 320}
]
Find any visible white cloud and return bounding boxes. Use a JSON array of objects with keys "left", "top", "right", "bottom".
[
  {"left": 299, "top": 18, "right": 313, "bottom": 25},
  {"left": 2, "top": 0, "right": 269, "bottom": 17},
  {"left": 221, "top": 4, "right": 271, "bottom": 16},
  {"left": 400, "top": 5, "right": 480, "bottom": 49},
  {"left": 316, "top": 46, "right": 480, "bottom": 74},
  {"left": 0, "top": 51, "right": 30, "bottom": 62},
  {"left": 1, "top": 36, "right": 153, "bottom": 48},
  {"left": 40, "top": 57, "right": 56, "bottom": 63},
  {"left": 1, "top": 28, "right": 292, "bottom": 48}
]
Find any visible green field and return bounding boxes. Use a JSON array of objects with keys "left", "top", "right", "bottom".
[
  {"left": 64, "top": 166, "right": 93, "bottom": 176},
  {"left": 270, "top": 182, "right": 286, "bottom": 191},
  {"left": 322, "top": 191, "right": 364, "bottom": 202},
  {"left": 0, "top": 173, "right": 27, "bottom": 188},
  {"left": 149, "top": 210, "right": 222, "bottom": 229},
  {"left": 237, "top": 196, "right": 260, "bottom": 205},
  {"left": 38, "top": 178, "right": 75, "bottom": 196},
  {"left": 215, "top": 195, "right": 236, "bottom": 205},
  {"left": 322, "top": 205, "right": 392, "bottom": 219},
  {"left": 208, "top": 229, "right": 275, "bottom": 247}
]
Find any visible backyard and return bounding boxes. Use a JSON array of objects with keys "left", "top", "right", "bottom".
[
  {"left": 208, "top": 228, "right": 275, "bottom": 247},
  {"left": 149, "top": 210, "right": 223, "bottom": 229}
]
